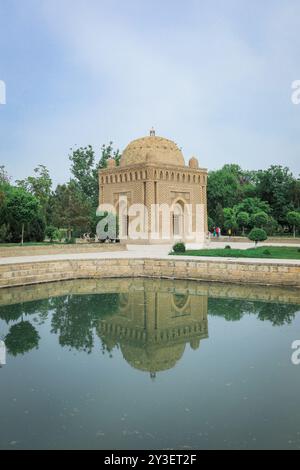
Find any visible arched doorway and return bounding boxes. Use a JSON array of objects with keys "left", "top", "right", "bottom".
[
  {"left": 115, "top": 198, "right": 129, "bottom": 239},
  {"left": 172, "top": 201, "right": 184, "bottom": 238}
]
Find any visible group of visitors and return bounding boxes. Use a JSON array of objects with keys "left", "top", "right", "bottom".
[{"left": 208, "top": 226, "right": 221, "bottom": 238}]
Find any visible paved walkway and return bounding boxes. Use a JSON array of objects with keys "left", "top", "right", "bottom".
[{"left": 1, "top": 244, "right": 300, "bottom": 265}]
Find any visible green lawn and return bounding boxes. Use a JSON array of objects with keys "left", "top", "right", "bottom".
[{"left": 172, "top": 246, "right": 300, "bottom": 260}]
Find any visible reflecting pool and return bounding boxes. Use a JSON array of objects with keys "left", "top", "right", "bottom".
[{"left": 0, "top": 278, "right": 300, "bottom": 450}]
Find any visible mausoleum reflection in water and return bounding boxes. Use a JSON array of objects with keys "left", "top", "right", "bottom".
[
  {"left": 97, "top": 283, "right": 208, "bottom": 377},
  {"left": 1, "top": 278, "right": 300, "bottom": 376},
  {"left": 0, "top": 279, "right": 209, "bottom": 376}
]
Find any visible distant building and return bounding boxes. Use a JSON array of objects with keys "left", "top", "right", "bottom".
[{"left": 99, "top": 130, "right": 208, "bottom": 243}]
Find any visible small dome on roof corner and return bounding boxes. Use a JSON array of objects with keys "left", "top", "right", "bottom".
[
  {"left": 107, "top": 158, "right": 116, "bottom": 168},
  {"left": 189, "top": 156, "right": 199, "bottom": 169}
]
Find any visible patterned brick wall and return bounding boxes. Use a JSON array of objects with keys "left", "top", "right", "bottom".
[{"left": 99, "top": 163, "right": 208, "bottom": 243}]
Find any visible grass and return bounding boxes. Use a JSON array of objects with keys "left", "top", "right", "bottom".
[{"left": 171, "top": 246, "right": 300, "bottom": 260}]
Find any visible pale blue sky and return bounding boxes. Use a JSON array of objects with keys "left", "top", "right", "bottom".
[{"left": 0, "top": 0, "right": 300, "bottom": 185}]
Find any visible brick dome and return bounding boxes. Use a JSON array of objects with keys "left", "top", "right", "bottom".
[{"left": 120, "top": 135, "right": 185, "bottom": 167}]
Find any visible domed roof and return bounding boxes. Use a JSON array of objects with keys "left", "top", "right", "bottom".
[
  {"left": 120, "top": 342, "right": 186, "bottom": 373},
  {"left": 120, "top": 133, "right": 185, "bottom": 167}
]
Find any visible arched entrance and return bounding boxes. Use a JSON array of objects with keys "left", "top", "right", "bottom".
[
  {"left": 115, "top": 198, "right": 129, "bottom": 239},
  {"left": 172, "top": 201, "right": 185, "bottom": 239}
]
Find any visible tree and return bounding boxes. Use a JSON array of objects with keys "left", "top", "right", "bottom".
[
  {"left": 50, "top": 181, "right": 92, "bottom": 238},
  {"left": 291, "top": 179, "right": 300, "bottom": 210},
  {"left": 255, "top": 165, "right": 295, "bottom": 225},
  {"left": 207, "top": 217, "right": 215, "bottom": 232},
  {"left": 207, "top": 165, "right": 256, "bottom": 221},
  {"left": 5, "top": 321, "right": 40, "bottom": 356},
  {"left": 207, "top": 168, "right": 240, "bottom": 219},
  {"left": 257, "top": 303, "right": 298, "bottom": 326},
  {"left": 264, "top": 215, "right": 278, "bottom": 236},
  {"left": 214, "top": 203, "right": 224, "bottom": 227},
  {"left": 5, "top": 187, "right": 42, "bottom": 244},
  {"left": 287, "top": 211, "right": 300, "bottom": 238},
  {"left": 252, "top": 211, "right": 269, "bottom": 228},
  {"left": 50, "top": 293, "right": 120, "bottom": 353},
  {"left": 0, "top": 224, "right": 8, "bottom": 242},
  {"left": 99, "top": 142, "right": 121, "bottom": 169},
  {"left": 224, "top": 217, "right": 238, "bottom": 234},
  {"left": 0, "top": 166, "right": 10, "bottom": 217},
  {"left": 223, "top": 208, "right": 238, "bottom": 235},
  {"left": 248, "top": 228, "right": 268, "bottom": 246},
  {"left": 27, "top": 216, "right": 46, "bottom": 242},
  {"left": 69, "top": 146, "right": 97, "bottom": 203},
  {"left": 69, "top": 142, "right": 121, "bottom": 207},
  {"left": 16, "top": 165, "right": 52, "bottom": 221},
  {"left": 0, "top": 165, "right": 10, "bottom": 185},
  {"left": 236, "top": 211, "right": 250, "bottom": 235},
  {"left": 234, "top": 197, "right": 271, "bottom": 217},
  {"left": 209, "top": 298, "right": 298, "bottom": 326},
  {"left": 221, "top": 198, "right": 277, "bottom": 236}
]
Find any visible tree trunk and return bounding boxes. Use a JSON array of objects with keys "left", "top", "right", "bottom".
[
  {"left": 294, "top": 225, "right": 296, "bottom": 238},
  {"left": 21, "top": 223, "right": 24, "bottom": 245}
]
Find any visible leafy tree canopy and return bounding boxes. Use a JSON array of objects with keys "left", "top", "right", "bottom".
[{"left": 69, "top": 142, "right": 121, "bottom": 207}]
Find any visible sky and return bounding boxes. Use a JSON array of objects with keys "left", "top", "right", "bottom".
[{"left": 0, "top": 0, "right": 300, "bottom": 185}]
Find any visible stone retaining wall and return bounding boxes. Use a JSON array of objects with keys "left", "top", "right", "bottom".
[
  {"left": 0, "top": 258, "right": 300, "bottom": 289},
  {"left": 1, "top": 278, "right": 299, "bottom": 306}
]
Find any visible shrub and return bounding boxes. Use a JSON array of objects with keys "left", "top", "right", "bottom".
[
  {"left": 172, "top": 242, "right": 186, "bottom": 253},
  {"left": 248, "top": 228, "right": 268, "bottom": 246},
  {"left": 46, "top": 225, "right": 58, "bottom": 242},
  {"left": 225, "top": 245, "right": 231, "bottom": 249},
  {"left": 65, "top": 237, "right": 76, "bottom": 244},
  {"left": 263, "top": 249, "right": 271, "bottom": 255}
]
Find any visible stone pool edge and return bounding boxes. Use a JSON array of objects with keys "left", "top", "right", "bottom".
[{"left": 1, "top": 257, "right": 300, "bottom": 289}]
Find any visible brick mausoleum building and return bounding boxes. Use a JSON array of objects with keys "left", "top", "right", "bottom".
[{"left": 99, "top": 130, "right": 208, "bottom": 244}]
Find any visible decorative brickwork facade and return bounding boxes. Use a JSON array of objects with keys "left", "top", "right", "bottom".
[{"left": 99, "top": 131, "right": 208, "bottom": 243}]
